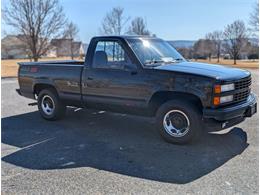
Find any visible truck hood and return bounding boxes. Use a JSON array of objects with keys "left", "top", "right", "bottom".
[{"left": 154, "top": 61, "right": 251, "bottom": 80}]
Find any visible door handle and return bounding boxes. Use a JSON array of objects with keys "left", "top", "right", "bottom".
[{"left": 87, "top": 77, "right": 93, "bottom": 80}]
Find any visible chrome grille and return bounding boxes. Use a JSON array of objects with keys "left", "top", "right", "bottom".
[
  {"left": 233, "top": 76, "right": 251, "bottom": 103},
  {"left": 234, "top": 76, "right": 251, "bottom": 90},
  {"left": 233, "top": 89, "right": 250, "bottom": 102}
]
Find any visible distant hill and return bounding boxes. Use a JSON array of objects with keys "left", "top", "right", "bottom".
[
  {"left": 168, "top": 38, "right": 258, "bottom": 49},
  {"left": 167, "top": 40, "right": 196, "bottom": 48}
]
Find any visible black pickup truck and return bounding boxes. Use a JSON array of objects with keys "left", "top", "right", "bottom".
[{"left": 17, "top": 35, "right": 257, "bottom": 144}]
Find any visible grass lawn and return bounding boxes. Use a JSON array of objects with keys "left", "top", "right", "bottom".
[
  {"left": 1, "top": 57, "right": 81, "bottom": 77},
  {"left": 194, "top": 58, "right": 259, "bottom": 69},
  {"left": 1, "top": 58, "right": 259, "bottom": 77}
]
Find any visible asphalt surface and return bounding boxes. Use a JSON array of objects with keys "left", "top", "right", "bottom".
[{"left": 1, "top": 69, "right": 259, "bottom": 194}]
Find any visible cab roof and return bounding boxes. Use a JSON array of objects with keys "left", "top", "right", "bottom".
[{"left": 92, "top": 35, "right": 161, "bottom": 41}]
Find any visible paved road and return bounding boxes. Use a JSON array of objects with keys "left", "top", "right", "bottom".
[{"left": 2, "top": 70, "right": 259, "bottom": 194}]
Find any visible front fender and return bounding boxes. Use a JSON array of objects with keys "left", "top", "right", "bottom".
[{"left": 173, "top": 77, "right": 213, "bottom": 107}]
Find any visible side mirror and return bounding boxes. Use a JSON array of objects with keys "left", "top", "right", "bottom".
[{"left": 124, "top": 64, "right": 138, "bottom": 75}]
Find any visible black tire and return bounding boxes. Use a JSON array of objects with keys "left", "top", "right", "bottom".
[
  {"left": 156, "top": 99, "right": 202, "bottom": 144},
  {"left": 37, "top": 88, "right": 66, "bottom": 120}
]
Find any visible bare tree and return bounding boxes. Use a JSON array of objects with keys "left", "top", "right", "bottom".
[
  {"left": 223, "top": 20, "right": 248, "bottom": 65},
  {"left": 193, "top": 39, "right": 215, "bottom": 61},
  {"left": 249, "top": 2, "right": 259, "bottom": 35},
  {"left": 204, "top": 34, "right": 216, "bottom": 61},
  {"left": 100, "top": 7, "right": 130, "bottom": 35},
  {"left": 206, "top": 31, "right": 223, "bottom": 62},
  {"left": 176, "top": 47, "right": 193, "bottom": 59},
  {"left": 63, "top": 22, "right": 79, "bottom": 60},
  {"left": 3, "top": 0, "right": 67, "bottom": 61},
  {"left": 193, "top": 39, "right": 207, "bottom": 60},
  {"left": 128, "top": 17, "right": 150, "bottom": 35},
  {"left": 247, "top": 42, "right": 259, "bottom": 60},
  {"left": 240, "top": 38, "right": 258, "bottom": 59}
]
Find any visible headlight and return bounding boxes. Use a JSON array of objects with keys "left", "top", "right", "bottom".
[
  {"left": 214, "top": 83, "right": 235, "bottom": 93},
  {"left": 221, "top": 84, "right": 235, "bottom": 92},
  {"left": 213, "top": 95, "right": 234, "bottom": 105},
  {"left": 220, "top": 95, "right": 233, "bottom": 103}
]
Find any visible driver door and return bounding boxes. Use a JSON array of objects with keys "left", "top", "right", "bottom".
[{"left": 82, "top": 40, "right": 150, "bottom": 108}]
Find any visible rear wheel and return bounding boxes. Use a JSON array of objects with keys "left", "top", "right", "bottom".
[
  {"left": 156, "top": 99, "right": 202, "bottom": 144},
  {"left": 37, "top": 88, "right": 66, "bottom": 120}
]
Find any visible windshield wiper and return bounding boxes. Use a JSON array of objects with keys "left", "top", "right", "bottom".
[
  {"left": 145, "top": 58, "right": 184, "bottom": 66},
  {"left": 173, "top": 58, "right": 184, "bottom": 61},
  {"left": 145, "top": 60, "right": 165, "bottom": 65},
  {"left": 166, "top": 58, "right": 184, "bottom": 63}
]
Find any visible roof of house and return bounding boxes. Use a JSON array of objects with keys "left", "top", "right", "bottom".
[
  {"left": 50, "top": 39, "right": 82, "bottom": 47},
  {"left": 1, "top": 35, "right": 29, "bottom": 51},
  {"left": 2, "top": 35, "right": 26, "bottom": 45}
]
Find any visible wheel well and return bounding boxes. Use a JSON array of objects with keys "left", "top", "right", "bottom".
[
  {"left": 34, "top": 84, "right": 57, "bottom": 96},
  {"left": 148, "top": 91, "right": 203, "bottom": 116}
]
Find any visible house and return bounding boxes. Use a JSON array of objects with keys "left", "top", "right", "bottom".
[
  {"left": 81, "top": 43, "right": 89, "bottom": 55},
  {"left": 1, "top": 35, "right": 30, "bottom": 59},
  {"left": 2, "top": 35, "right": 86, "bottom": 59},
  {"left": 47, "top": 39, "right": 85, "bottom": 58}
]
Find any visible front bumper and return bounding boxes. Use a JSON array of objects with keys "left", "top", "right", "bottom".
[{"left": 203, "top": 93, "right": 257, "bottom": 121}]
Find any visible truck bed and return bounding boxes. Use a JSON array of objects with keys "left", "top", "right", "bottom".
[{"left": 18, "top": 60, "right": 84, "bottom": 104}]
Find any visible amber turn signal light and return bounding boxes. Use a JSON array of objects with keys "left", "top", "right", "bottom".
[
  {"left": 213, "top": 97, "right": 220, "bottom": 105},
  {"left": 214, "top": 85, "right": 221, "bottom": 93}
]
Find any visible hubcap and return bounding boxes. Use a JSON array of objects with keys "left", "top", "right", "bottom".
[
  {"left": 41, "top": 95, "right": 55, "bottom": 115},
  {"left": 163, "top": 110, "right": 190, "bottom": 137}
]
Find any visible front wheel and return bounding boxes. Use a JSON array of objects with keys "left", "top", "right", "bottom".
[
  {"left": 37, "top": 88, "right": 66, "bottom": 120},
  {"left": 156, "top": 100, "right": 202, "bottom": 144}
]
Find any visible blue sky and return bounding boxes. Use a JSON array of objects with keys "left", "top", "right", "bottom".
[{"left": 2, "top": 0, "right": 257, "bottom": 43}]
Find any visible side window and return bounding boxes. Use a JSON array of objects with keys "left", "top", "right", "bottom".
[{"left": 92, "top": 41, "right": 133, "bottom": 70}]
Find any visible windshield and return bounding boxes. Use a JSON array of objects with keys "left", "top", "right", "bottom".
[{"left": 127, "top": 38, "right": 185, "bottom": 66}]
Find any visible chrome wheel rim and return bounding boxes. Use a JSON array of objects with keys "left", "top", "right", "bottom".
[
  {"left": 163, "top": 110, "right": 190, "bottom": 137},
  {"left": 41, "top": 95, "right": 55, "bottom": 115}
]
